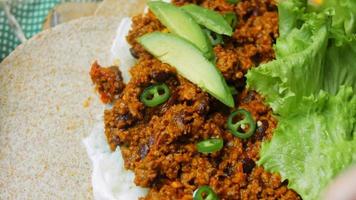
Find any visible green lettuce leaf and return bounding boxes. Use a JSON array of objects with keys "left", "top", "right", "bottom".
[
  {"left": 246, "top": 0, "right": 356, "bottom": 115},
  {"left": 246, "top": 11, "right": 329, "bottom": 115},
  {"left": 245, "top": 0, "right": 356, "bottom": 199},
  {"left": 316, "top": 0, "right": 356, "bottom": 94},
  {"left": 309, "top": 0, "right": 356, "bottom": 39},
  {"left": 258, "top": 87, "right": 356, "bottom": 200},
  {"left": 323, "top": 40, "right": 356, "bottom": 94},
  {"left": 278, "top": 0, "right": 306, "bottom": 37}
]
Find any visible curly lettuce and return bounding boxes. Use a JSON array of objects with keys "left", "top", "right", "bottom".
[
  {"left": 246, "top": 11, "right": 329, "bottom": 116},
  {"left": 246, "top": 0, "right": 356, "bottom": 199},
  {"left": 259, "top": 87, "right": 356, "bottom": 200},
  {"left": 323, "top": 40, "right": 356, "bottom": 94}
]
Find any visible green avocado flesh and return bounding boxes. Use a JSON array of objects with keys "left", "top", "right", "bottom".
[
  {"left": 138, "top": 32, "right": 234, "bottom": 107},
  {"left": 181, "top": 4, "right": 233, "bottom": 36},
  {"left": 147, "top": 1, "right": 213, "bottom": 59}
]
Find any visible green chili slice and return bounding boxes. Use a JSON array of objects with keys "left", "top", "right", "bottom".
[
  {"left": 226, "top": 0, "right": 239, "bottom": 4},
  {"left": 196, "top": 138, "right": 223, "bottom": 153},
  {"left": 140, "top": 83, "right": 170, "bottom": 107},
  {"left": 193, "top": 186, "right": 219, "bottom": 200},
  {"left": 223, "top": 12, "right": 238, "bottom": 29},
  {"left": 204, "top": 29, "right": 224, "bottom": 46},
  {"left": 227, "top": 109, "right": 256, "bottom": 139}
]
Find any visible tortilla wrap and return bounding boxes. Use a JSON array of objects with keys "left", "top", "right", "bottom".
[
  {"left": 95, "top": 0, "right": 147, "bottom": 17},
  {"left": 0, "top": 15, "right": 130, "bottom": 199}
]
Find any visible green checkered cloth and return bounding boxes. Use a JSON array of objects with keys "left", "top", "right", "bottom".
[{"left": 0, "top": 0, "right": 99, "bottom": 61}]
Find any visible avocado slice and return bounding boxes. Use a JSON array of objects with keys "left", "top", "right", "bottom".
[
  {"left": 138, "top": 32, "right": 234, "bottom": 108},
  {"left": 147, "top": 1, "right": 214, "bottom": 59},
  {"left": 181, "top": 4, "right": 233, "bottom": 36}
]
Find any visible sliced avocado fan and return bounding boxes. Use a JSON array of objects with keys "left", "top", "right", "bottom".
[
  {"left": 147, "top": 1, "right": 214, "bottom": 59},
  {"left": 181, "top": 4, "right": 233, "bottom": 36},
  {"left": 138, "top": 32, "right": 234, "bottom": 108}
]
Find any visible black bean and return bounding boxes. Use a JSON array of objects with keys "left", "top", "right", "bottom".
[
  {"left": 255, "top": 120, "right": 269, "bottom": 140},
  {"left": 251, "top": 53, "right": 262, "bottom": 67},
  {"left": 150, "top": 71, "right": 172, "bottom": 82},
  {"left": 243, "top": 8, "right": 254, "bottom": 21},
  {"left": 112, "top": 134, "right": 121, "bottom": 145},
  {"left": 129, "top": 48, "right": 139, "bottom": 59},
  {"left": 117, "top": 113, "right": 130, "bottom": 121},
  {"left": 115, "top": 113, "right": 135, "bottom": 129},
  {"left": 193, "top": 97, "right": 210, "bottom": 115},
  {"left": 256, "top": 120, "right": 269, "bottom": 134},
  {"left": 242, "top": 158, "right": 255, "bottom": 174},
  {"left": 159, "top": 91, "right": 178, "bottom": 115}
]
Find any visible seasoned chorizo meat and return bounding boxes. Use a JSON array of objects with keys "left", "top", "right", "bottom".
[{"left": 99, "top": 0, "right": 300, "bottom": 199}]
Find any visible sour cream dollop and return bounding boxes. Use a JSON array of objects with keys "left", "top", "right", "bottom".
[{"left": 83, "top": 115, "right": 148, "bottom": 200}]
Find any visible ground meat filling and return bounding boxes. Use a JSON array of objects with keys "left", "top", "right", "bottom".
[
  {"left": 103, "top": 0, "right": 300, "bottom": 199},
  {"left": 90, "top": 61, "right": 125, "bottom": 104}
]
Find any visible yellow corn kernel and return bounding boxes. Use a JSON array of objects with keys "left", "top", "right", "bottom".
[
  {"left": 310, "top": 0, "right": 323, "bottom": 5},
  {"left": 161, "top": 28, "right": 169, "bottom": 33}
]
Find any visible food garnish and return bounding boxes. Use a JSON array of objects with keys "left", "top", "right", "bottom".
[
  {"left": 258, "top": 87, "right": 356, "bottom": 200},
  {"left": 181, "top": 4, "right": 233, "bottom": 36},
  {"left": 227, "top": 109, "right": 256, "bottom": 139},
  {"left": 196, "top": 138, "right": 224, "bottom": 153},
  {"left": 226, "top": 0, "right": 239, "bottom": 4},
  {"left": 228, "top": 85, "right": 238, "bottom": 95},
  {"left": 138, "top": 32, "right": 234, "bottom": 107},
  {"left": 140, "top": 83, "right": 171, "bottom": 107},
  {"left": 147, "top": 1, "right": 213, "bottom": 59},
  {"left": 204, "top": 29, "right": 224, "bottom": 46},
  {"left": 193, "top": 186, "right": 219, "bottom": 200},
  {"left": 246, "top": 0, "right": 356, "bottom": 199},
  {"left": 223, "top": 12, "right": 238, "bottom": 29}
]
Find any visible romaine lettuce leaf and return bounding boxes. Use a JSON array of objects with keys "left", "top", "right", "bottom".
[{"left": 259, "top": 87, "right": 356, "bottom": 200}]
